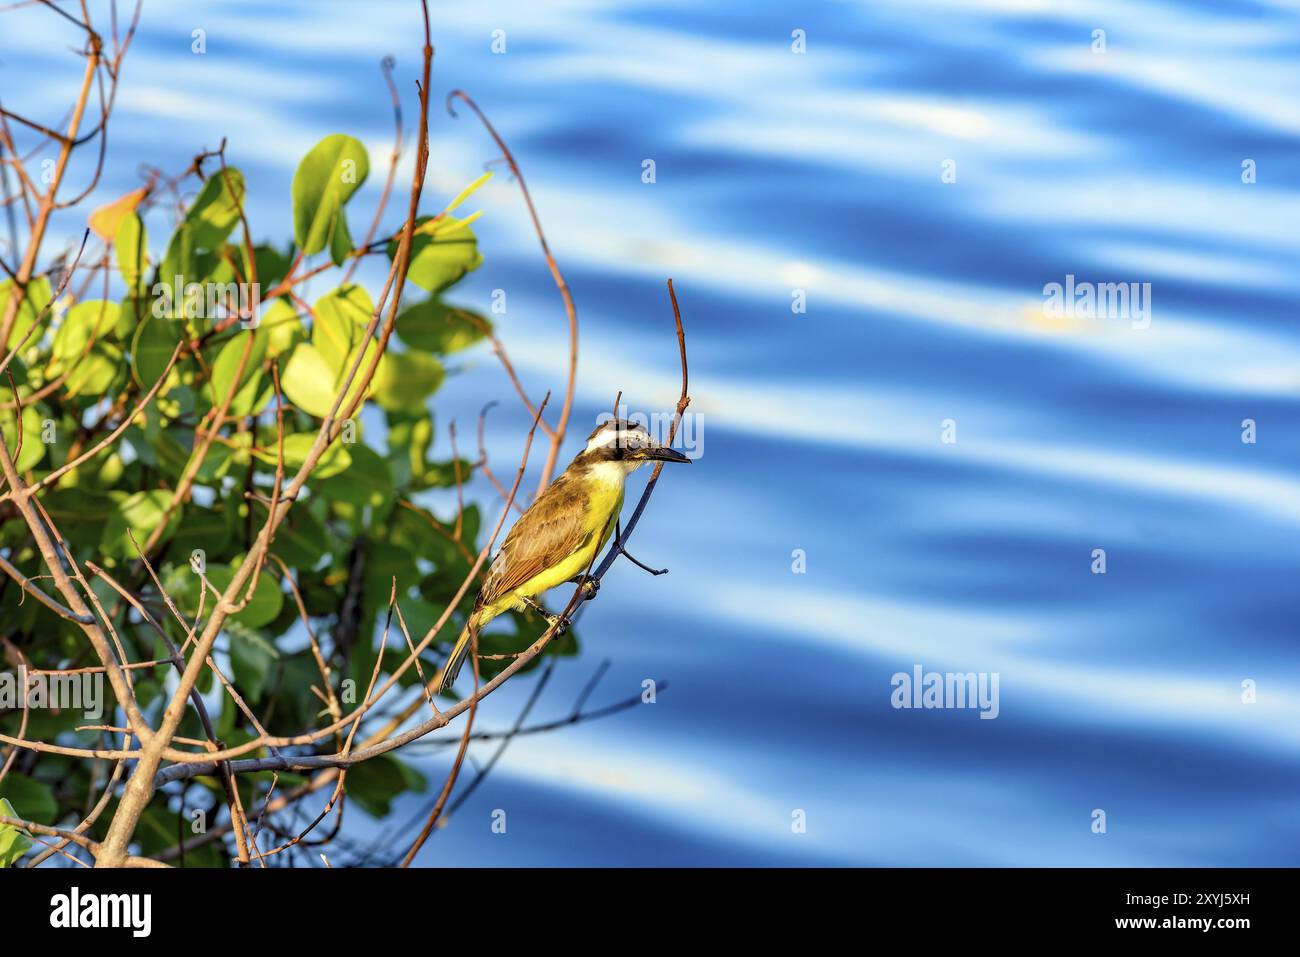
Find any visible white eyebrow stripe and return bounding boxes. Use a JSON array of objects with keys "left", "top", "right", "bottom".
[{"left": 586, "top": 426, "right": 644, "bottom": 450}]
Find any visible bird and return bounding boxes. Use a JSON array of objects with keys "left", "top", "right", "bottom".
[{"left": 434, "top": 418, "right": 690, "bottom": 692}]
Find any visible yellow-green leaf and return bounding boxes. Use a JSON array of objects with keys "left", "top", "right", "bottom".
[
  {"left": 52, "top": 300, "right": 119, "bottom": 362},
  {"left": 252, "top": 431, "right": 351, "bottom": 479},
  {"left": 396, "top": 299, "right": 489, "bottom": 354},
  {"left": 390, "top": 215, "right": 482, "bottom": 293},
  {"left": 1, "top": 276, "right": 52, "bottom": 352},
  {"left": 373, "top": 350, "right": 443, "bottom": 412},
  {"left": 115, "top": 211, "right": 149, "bottom": 290},
  {"left": 292, "top": 134, "right": 369, "bottom": 259}
]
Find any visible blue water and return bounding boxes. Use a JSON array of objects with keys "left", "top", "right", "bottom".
[{"left": 5, "top": 0, "right": 1300, "bottom": 865}]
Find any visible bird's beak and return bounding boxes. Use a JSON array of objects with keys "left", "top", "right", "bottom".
[{"left": 643, "top": 444, "right": 691, "bottom": 464}]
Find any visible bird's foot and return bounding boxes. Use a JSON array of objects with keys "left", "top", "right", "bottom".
[
  {"left": 522, "top": 595, "right": 571, "bottom": 635},
  {"left": 579, "top": 576, "right": 600, "bottom": 601}
]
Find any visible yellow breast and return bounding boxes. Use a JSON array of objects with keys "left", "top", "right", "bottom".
[
  {"left": 521, "top": 475, "right": 623, "bottom": 596},
  {"left": 481, "top": 463, "right": 628, "bottom": 619}
]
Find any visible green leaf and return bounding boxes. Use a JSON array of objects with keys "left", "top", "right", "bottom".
[
  {"left": 0, "top": 276, "right": 52, "bottom": 352},
  {"left": 346, "top": 754, "right": 424, "bottom": 818},
  {"left": 52, "top": 300, "right": 119, "bottom": 362},
  {"left": 388, "top": 501, "right": 444, "bottom": 557},
  {"left": 204, "top": 564, "right": 285, "bottom": 629},
  {"left": 0, "top": 798, "right": 33, "bottom": 867},
  {"left": 115, "top": 211, "right": 149, "bottom": 289},
  {"left": 281, "top": 338, "right": 375, "bottom": 419},
  {"left": 396, "top": 298, "right": 490, "bottom": 354},
  {"left": 281, "top": 343, "right": 338, "bottom": 418},
  {"left": 146, "top": 422, "right": 194, "bottom": 480},
  {"left": 1, "top": 404, "right": 46, "bottom": 472},
  {"left": 193, "top": 431, "right": 248, "bottom": 484},
  {"left": 275, "top": 285, "right": 378, "bottom": 418},
  {"left": 130, "top": 312, "right": 182, "bottom": 392},
  {"left": 312, "top": 284, "right": 374, "bottom": 375},
  {"left": 385, "top": 410, "right": 434, "bottom": 487},
  {"left": 292, "top": 134, "right": 369, "bottom": 259},
  {"left": 361, "top": 541, "right": 419, "bottom": 609},
  {"left": 117, "top": 291, "right": 148, "bottom": 340},
  {"left": 53, "top": 300, "right": 125, "bottom": 402},
  {"left": 206, "top": 326, "right": 270, "bottom": 418},
  {"left": 418, "top": 458, "right": 476, "bottom": 490},
  {"left": 228, "top": 620, "right": 280, "bottom": 702},
  {"left": 458, "top": 503, "right": 481, "bottom": 546},
  {"left": 253, "top": 431, "right": 351, "bottom": 480},
  {"left": 134, "top": 806, "right": 178, "bottom": 856},
  {"left": 372, "top": 350, "right": 443, "bottom": 413},
  {"left": 316, "top": 441, "right": 392, "bottom": 509},
  {"left": 63, "top": 343, "right": 123, "bottom": 399},
  {"left": 391, "top": 215, "right": 483, "bottom": 293},
  {"left": 159, "top": 221, "right": 196, "bottom": 291},
  {"left": 174, "top": 504, "right": 233, "bottom": 557},
  {"left": 41, "top": 487, "right": 114, "bottom": 552},
  {"left": 394, "top": 755, "right": 429, "bottom": 793},
  {"left": 274, "top": 505, "right": 331, "bottom": 569},
  {"left": 253, "top": 244, "right": 292, "bottom": 292},
  {"left": 392, "top": 598, "right": 449, "bottom": 654},
  {"left": 0, "top": 776, "right": 57, "bottom": 826},
  {"left": 90, "top": 450, "right": 127, "bottom": 488},
  {"left": 186, "top": 168, "right": 246, "bottom": 250},
  {"left": 329, "top": 211, "right": 354, "bottom": 267},
  {"left": 260, "top": 298, "right": 304, "bottom": 358},
  {"left": 100, "top": 489, "right": 179, "bottom": 559}
]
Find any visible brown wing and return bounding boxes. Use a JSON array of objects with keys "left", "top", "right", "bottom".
[{"left": 478, "top": 475, "right": 595, "bottom": 607}]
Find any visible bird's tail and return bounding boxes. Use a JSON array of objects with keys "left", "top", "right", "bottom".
[{"left": 434, "top": 613, "right": 479, "bottom": 694}]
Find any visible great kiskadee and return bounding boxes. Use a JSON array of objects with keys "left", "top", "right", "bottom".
[{"left": 435, "top": 419, "right": 690, "bottom": 692}]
